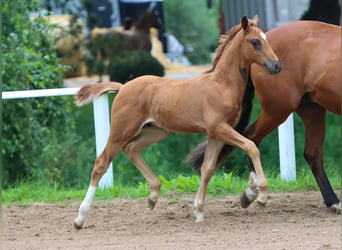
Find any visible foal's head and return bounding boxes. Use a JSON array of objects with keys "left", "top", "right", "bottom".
[{"left": 239, "top": 16, "right": 282, "bottom": 74}]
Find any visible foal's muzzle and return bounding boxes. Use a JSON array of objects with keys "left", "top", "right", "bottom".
[{"left": 264, "top": 60, "right": 282, "bottom": 74}]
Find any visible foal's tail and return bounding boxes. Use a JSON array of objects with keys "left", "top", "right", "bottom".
[
  {"left": 75, "top": 82, "right": 123, "bottom": 107},
  {"left": 185, "top": 75, "right": 255, "bottom": 174}
]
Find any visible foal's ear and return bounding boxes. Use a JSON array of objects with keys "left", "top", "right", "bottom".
[
  {"left": 241, "top": 16, "right": 249, "bottom": 31},
  {"left": 252, "top": 15, "right": 259, "bottom": 26}
]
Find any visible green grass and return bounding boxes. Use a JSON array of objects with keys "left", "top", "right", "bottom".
[{"left": 3, "top": 168, "right": 340, "bottom": 208}]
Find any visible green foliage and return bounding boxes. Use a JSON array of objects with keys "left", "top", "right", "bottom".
[
  {"left": 108, "top": 50, "right": 165, "bottom": 83},
  {"left": 85, "top": 33, "right": 122, "bottom": 77},
  {"left": 2, "top": 179, "right": 89, "bottom": 208},
  {"left": 2, "top": 0, "right": 95, "bottom": 188},
  {"left": 4, "top": 169, "right": 340, "bottom": 207},
  {"left": 163, "top": 0, "right": 219, "bottom": 64}
]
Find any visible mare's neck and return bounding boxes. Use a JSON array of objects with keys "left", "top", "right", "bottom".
[{"left": 135, "top": 20, "right": 151, "bottom": 33}]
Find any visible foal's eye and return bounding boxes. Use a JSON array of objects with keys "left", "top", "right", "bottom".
[{"left": 250, "top": 39, "right": 262, "bottom": 50}]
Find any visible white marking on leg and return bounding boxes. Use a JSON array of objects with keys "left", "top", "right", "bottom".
[
  {"left": 245, "top": 172, "right": 259, "bottom": 201},
  {"left": 193, "top": 195, "right": 204, "bottom": 222},
  {"left": 250, "top": 171, "right": 258, "bottom": 186},
  {"left": 245, "top": 187, "right": 258, "bottom": 201},
  {"left": 74, "top": 185, "right": 97, "bottom": 228},
  {"left": 249, "top": 170, "right": 267, "bottom": 205}
]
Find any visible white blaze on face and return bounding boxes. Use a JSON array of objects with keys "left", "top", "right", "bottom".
[{"left": 260, "top": 31, "right": 267, "bottom": 41}]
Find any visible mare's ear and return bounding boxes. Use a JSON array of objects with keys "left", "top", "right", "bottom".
[
  {"left": 253, "top": 15, "right": 259, "bottom": 26},
  {"left": 241, "top": 16, "right": 249, "bottom": 31}
]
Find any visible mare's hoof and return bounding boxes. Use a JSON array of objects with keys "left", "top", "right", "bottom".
[
  {"left": 240, "top": 191, "right": 252, "bottom": 208},
  {"left": 148, "top": 199, "right": 156, "bottom": 210},
  {"left": 329, "top": 202, "right": 341, "bottom": 214}
]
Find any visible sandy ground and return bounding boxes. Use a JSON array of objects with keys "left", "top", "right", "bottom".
[{"left": 2, "top": 191, "right": 341, "bottom": 250}]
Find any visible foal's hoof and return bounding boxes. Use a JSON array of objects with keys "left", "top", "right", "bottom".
[
  {"left": 195, "top": 213, "right": 204, "bottom": 223},
  {"left": 256, "top": 192, "right": 267, "bottom": 207},
  {"left": 240, "top": 191, "right": 253, "bottom": 208},
  {"left": 148, "top": 199, "right": 156, "bottom": 210},
  {"left": 73, "top": 220, "right": 83, "bottom": 230},
  {"left": 257, "top": 200, "right": 266, "bottom": 208}
]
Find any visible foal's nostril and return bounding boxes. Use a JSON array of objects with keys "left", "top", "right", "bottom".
[
  {"left": 274, "top": 61, "right": 282, "bottom": 73},
  {"left": 264, "top": 60, "right": 282, "bottom": 74}
]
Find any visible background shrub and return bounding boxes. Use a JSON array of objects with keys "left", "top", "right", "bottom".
[
  {"left": 108, "top": 50, "right": 164, "bottom": 83},
  {"left": 2, "top": 0, "right": 95, "bottom": 188}
]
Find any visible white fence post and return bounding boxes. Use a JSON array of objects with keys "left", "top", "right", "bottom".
[
  {"left": 278, "top": 113, "right": 296, "bottom": 181},
  {"left": 93, "top": 95, "right": 113, "bottom": 188}
]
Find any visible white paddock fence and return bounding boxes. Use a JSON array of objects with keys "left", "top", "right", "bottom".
[{"left": 2, "top": 88, "right": 296, "bottom": 188}]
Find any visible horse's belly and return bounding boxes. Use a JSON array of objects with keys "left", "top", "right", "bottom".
[{"left": 153, "top": 109, "right": 206, "bottom": 133}]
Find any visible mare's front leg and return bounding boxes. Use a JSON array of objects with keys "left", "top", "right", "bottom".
[
  {"left": 296, "top": 103, "right": 341, "bottom": 214},
  {"left": 194, "top": 138, "right": 224, "bottom": 222}
]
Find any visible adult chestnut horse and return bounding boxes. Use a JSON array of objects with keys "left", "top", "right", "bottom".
[
  {"left": 186, "top": 21, "right": 341, "bottom": 213},
  {"left": 73, "top": 16, "right": 282, "bottom": 229}
]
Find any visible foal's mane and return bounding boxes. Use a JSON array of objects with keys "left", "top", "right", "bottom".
[{"left": 204, "top": 24, "right": 242, "bottom": 74}]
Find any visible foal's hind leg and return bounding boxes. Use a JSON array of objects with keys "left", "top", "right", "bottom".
[
  {"left": 296, "top": 103, "right": 341, "bottom": 214},
  {"left": 193, "top": 138, "right": 224, "bottom": 222},
  {"left": 122, "top": 125, "right": 169, "bottom": 210},
  {"left": 74, "top": 143, "right": 120, "bottom": 229}
]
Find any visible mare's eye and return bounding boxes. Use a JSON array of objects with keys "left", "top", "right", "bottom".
[{"left": 250, "top": 39, "right": 261, "bottom": 50}]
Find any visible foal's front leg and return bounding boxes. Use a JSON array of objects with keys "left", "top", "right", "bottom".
[
  {"left": 194, "top": 138, "right": 223, "bottom": 222},
  {"left": 215, "top": 123, "right": 268, "bottom": 206}
]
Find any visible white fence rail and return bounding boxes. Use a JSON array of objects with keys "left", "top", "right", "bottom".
[
  {"left": 2, "top": 88, "right": 296, "bottom": 188},
  {"left": 2, "top": 88, "right": 113, "bottom": 188},
  {"left": 2, "top": 88, "right": 80, "bottom": 99}
]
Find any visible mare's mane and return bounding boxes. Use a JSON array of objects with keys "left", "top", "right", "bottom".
[{"left": 204, "top": 24, "right": 242, "bottom": 74}]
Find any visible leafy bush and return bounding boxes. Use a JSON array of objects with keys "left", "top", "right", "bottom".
[
  {"left": 2, "top": 0, "right": 94, "bottom": 188},
  {"left": 108, "top": 50, "right": 164, "bottom": 83}
]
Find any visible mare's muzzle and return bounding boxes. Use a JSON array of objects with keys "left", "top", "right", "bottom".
[{"left": 264, "top": 60, "right": 282, "bottom": 74}]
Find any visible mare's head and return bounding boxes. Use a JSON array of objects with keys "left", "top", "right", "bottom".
[
  {"left": 239, "top": 16, "right": 282, "bottom": 74},
  {"left": 136, "top": 8, "right": 162, "bottom": 31}
]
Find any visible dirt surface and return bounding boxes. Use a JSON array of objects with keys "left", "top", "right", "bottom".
[{"left": 2, "top": 191, "right": 341, "bottom": 250}]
